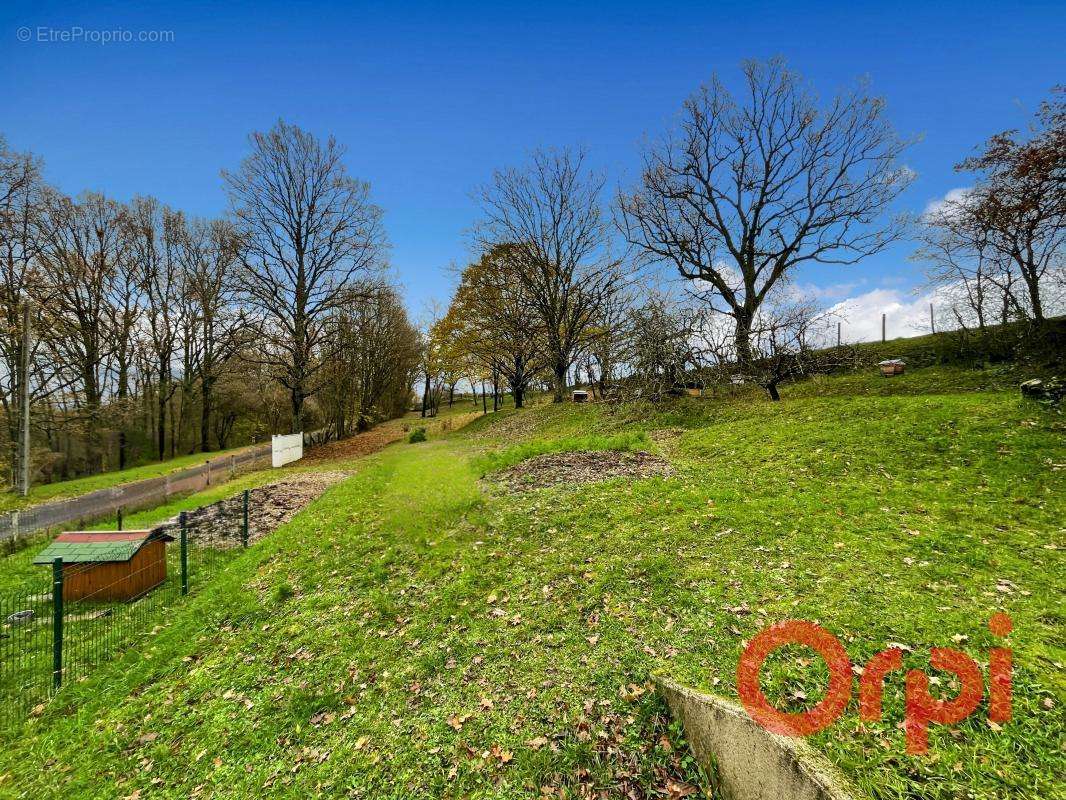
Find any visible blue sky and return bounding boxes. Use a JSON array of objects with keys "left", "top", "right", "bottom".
[{"left": 2, "top": 1, "right": 1063, "bottom": 338}]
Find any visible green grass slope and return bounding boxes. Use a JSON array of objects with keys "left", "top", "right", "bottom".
[
  {"left": 0, "top": 366, "right": 1062, "bottom": 800},
  {"left": 0, "top": 444, "right": 255, "bottom": 514}
]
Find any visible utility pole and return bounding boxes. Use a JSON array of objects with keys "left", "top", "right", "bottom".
[
  {"left": 16, "top": 301, "right": 32, "bottom": 497},
  {"left": 929, "top": 302, "right": 936, "bottom": 334},
  {"left": 881, "top": 313, "right": 886, "bottom": 343}
]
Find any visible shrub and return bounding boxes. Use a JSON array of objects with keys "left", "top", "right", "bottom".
[{"left": 408, "top": 427, "right": 427, "bottom": 444}]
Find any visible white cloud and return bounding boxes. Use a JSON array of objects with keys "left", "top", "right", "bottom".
[
  {"left": 791, "top": 280, "right": 864, "bottom": 302},
  {"left": 922, "top": 187, "right": 973, "bottom": 220},
  {"left": 826, "top": 287, "right": 941, "bottom": 343},
  {"left": 819, "top": 267, "right": 1066, "bottom": 345}
]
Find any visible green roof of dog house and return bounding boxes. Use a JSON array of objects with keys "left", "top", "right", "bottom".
[{"left": 33, "top": 530, "right": 173, "bottom": 565}]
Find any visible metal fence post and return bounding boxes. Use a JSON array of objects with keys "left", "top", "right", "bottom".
[
  {"left": 52, "top": 557, "right": 63, "bottom": 691},
  {"left": 180, "top": 511, "right": 189, "bottom": 596},
  {"left": 242, "top": 489, "right": 250, "bottom": 548},
  {"left": 117, "top": 506, "right": 123, "bottom": 531}
]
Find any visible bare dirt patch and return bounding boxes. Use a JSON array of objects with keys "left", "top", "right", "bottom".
[
  {"left": 493, "top": 450, "right": 673, "bottom": 492},
  {"left": 157, "top": 471, "right": 347, "bottom": 546}
]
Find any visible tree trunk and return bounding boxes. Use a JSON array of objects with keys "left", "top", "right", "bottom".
[
  {"left": 734, "top": 311, "right": 754, "bottom": 371},
  {"left": 337, "top": 403, "right": 347, "bottom": 439},
  {"left": 766, "top": 381, "right": 781, "bottom": 402},
  {"left": 169, "top": 395, "right": 177, "bottom": 458},
  {"left": 1023, "top": 269, "right": 1044, "bottom": 322},
  {"left": 157, "top": 363, "right": 168, "bottom": 461},
  {"left": 481, "top": 381, "right": 487, "bottom": 414},
  {"left": 291, "top": 386, "right": 304, "bottom": 434},
  {"left": 552, "top": 359, "right": 567, "bottom": 403},
  {"left": 84, "top": 389, "right": 102, "bottom": 473},
  {"left": 512, "top": 356, "right": 526, "bottom": 409},
  {"left": 421, "top": 373, "right": 430, "bottom": 418},
  {"left": 200, "top": 375, "right": 213, "bottom": 453},
  {"left": 117, "top": 361, "right": 129, "bottom": 470},
  {"left": 80, "top": 353, "right": 104, "bottom": 474}
]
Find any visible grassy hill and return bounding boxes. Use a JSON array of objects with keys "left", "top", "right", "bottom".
[{"left": 0, "top": 365, "right": 1062, "bottom": 799}]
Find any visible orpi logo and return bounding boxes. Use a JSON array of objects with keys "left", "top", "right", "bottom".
[{"left": 736, "top": 614, "right": 1013, "bottom": 754}]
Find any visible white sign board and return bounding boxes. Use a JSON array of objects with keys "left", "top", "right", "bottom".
[{"left": 271, "top": 433, "right": 303, "bottom": 468}]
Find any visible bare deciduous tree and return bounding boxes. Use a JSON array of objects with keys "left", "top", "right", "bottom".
[
  {"left": 106, "top": 229, "right": 143, "bottom": 469},
  {"left": 125, "top": 196, "right": 185, "bottom": 460},
  {"left": 179, "top": 217, "right": 247, "bottom": 452},
  {"left": 917, "top": 201, "right": 1021, "bottom": 331},
  {"left": 476, "top": 148, "right": 622, "bottom": 402},
  {"left": 743, "top": 299, "right": 838, "bottom": 401},
  {"left": 0, "top": 139, "right": 52, "bottom": 474},
  {"left": 619, "top": 58, "right": 913, "bottom": 369},
  {"left": 951, "top": 89, "right": 1065, "bottom": 322},
  {"left": 224, "top": 120, "right": 388, "bottom": 432},
  {"left": 321, "top": 286, "right": 419, "bottom": 436},
  {"left": 37, "top": 191, "right": 126, "bottom": 472},
  {"left": 619, "top": 295, "right": 701, "bottom": 401}
]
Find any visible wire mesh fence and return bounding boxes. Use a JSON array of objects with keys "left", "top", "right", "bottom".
[{"left": 0, "top": 489, "right": 253, "bottom": 729}]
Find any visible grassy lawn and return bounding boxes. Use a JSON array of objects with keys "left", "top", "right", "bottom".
[
  {"left": 0, "top": 366, "right": 1061, "bottom": 799},
  {"left": 0, "top": 444, "right": 256, "bottom": 513}
]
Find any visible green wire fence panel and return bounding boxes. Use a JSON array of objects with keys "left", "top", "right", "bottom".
[
  {"left": 0, "top": 492, "right": 250, "bottom": 730},
  {"left": 0, "top": 571, "right": 56, "bottom": 727}
]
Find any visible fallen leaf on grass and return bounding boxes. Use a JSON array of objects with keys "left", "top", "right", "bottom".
[{"left": 447, "top": 712, "right": 472, "bottom": 731}]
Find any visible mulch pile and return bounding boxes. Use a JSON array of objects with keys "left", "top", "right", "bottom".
[
  {"left": 492, "top": 450, "right": 673, "bottom": 492},
  {"left": 239, "top": 472, "right": 347, "bottom": 542},
  {"left": 158, "top": 471, "right": 347, "bottom": 547}
]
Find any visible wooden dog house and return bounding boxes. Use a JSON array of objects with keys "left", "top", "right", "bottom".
[{"left": 34, "top": 530, "right": 174, "bottom": 602}]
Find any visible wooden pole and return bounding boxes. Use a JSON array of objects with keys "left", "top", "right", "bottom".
[{"left": 17, "top": 302, "right": 31, "bottom": 497}]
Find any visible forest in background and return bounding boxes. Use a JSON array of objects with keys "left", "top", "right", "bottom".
[{"left": 0, "top": 121, "right": 420, "bottom": 488}]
